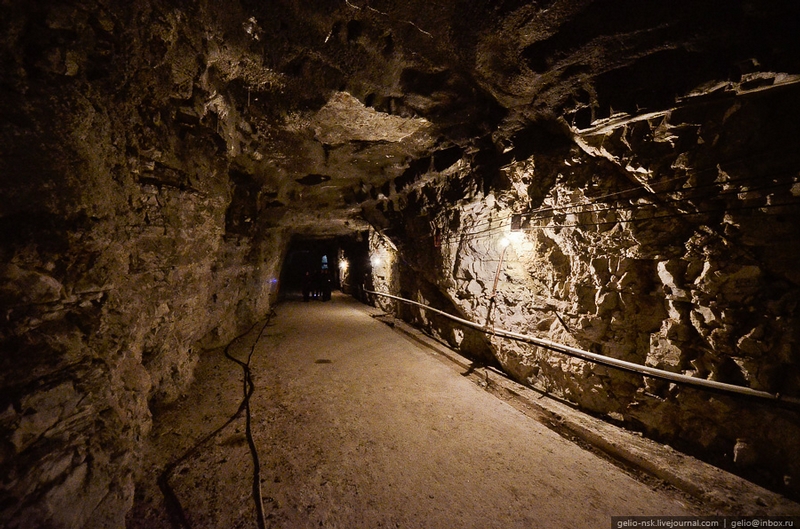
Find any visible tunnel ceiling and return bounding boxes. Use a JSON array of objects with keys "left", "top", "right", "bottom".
[
  {"left": 8, "top": 0, "right": 793, "bottom": 237},
  {"left": 231, "top": 0, "right": 799, "bottom": 236},
  {"left": 264, "top": 0, "right": 798, "bottom": 233}
]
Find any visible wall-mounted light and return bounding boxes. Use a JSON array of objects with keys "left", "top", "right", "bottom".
[
  {"left": 371, "top": 256, "right": 382, "bottom": 267},
  {"left": 504, "top": 231, "right": 524, "bottom": 247},
  {"left": 339, "top": 259, "right": 349, "bottom": 271}
]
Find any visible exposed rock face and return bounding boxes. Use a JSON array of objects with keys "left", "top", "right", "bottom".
[
  {"left": 365, "top": 76, "right": 800, "bottom": 497},
  {"left": 0, "top": 2, "right": 288, "bottom": 527},
  {"left": 2, "top": 0, "right": 800, "bottom": 526},
  {"left": 356, "top": 0, "right": 800, "bottom": 500}
]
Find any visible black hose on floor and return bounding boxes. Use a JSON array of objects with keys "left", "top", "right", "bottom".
[
  {"left": 157, "top": 412, "right": 241, "bottom": 529},
  {"left": 224, "top": 313, "right": 274, "bottom": 529},
  {"left": 157, "top": 313, "right": 273, "bottom": 529}
]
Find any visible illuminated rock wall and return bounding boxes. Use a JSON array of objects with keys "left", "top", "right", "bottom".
[{"left": 368, "top": 83, "right": 800, "bottom": 497}]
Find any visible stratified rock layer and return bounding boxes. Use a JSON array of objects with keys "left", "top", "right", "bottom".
[{"left": 0, "top": 2, "right": 287, "bottom": 527}]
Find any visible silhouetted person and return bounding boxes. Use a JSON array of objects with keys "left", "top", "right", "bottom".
[
  {"left": 302, "top": 271, "right": 312, "bottom": 301},
  {"left": 312, "top": 271, "right": 322, "bottom": 300},
  {"left": 321, "top": 270, "right": 332, "bottom": 301}
]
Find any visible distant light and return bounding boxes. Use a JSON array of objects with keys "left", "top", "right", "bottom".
[
  {"left": 270, "top": 279, "right": 277, "bottom": 284},
  {"left": 339, "top": 260, "right": 349, "bottom": 271},
  {"left": 371, "top": 256, "right": 382, "bottom": 267}
]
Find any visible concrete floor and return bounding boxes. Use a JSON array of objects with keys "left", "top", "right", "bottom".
[{"left": 129, "top": 292, "right": 699, "bottom": 528}]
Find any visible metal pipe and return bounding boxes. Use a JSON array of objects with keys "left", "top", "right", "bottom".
[{"left": 363, "top": 288, "right": 800, "bottom": 407}]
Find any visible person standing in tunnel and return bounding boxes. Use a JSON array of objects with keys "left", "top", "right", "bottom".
[
  {"left": 302, "top": 270, "right": 312, "bottom": 302},
  {"left": 321, "top": 269, "right": 332, "bottom": 301},
  {"left": 312, "top": 270, "right": 322, "bottom": 299}
]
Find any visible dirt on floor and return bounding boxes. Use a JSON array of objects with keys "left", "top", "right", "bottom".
[{"left": 128, "top": 293, "right": 715, "bottom": 528}]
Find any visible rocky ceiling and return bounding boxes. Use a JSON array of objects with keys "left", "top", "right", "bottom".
[
  {"left": 219, "top": 0, "right": 800, "bottom": 236},
  {"left": 245, "top": 0, "right": 799, "bottom": 235},
  {"left": 8, "top": 0, "right": 794, "bottom": 237}
]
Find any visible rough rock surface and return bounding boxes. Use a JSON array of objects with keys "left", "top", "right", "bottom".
[
  {"left": 2, "top": 0, "right": 800, "bottom": 526},
  {"left": 362, "top": 73, "right": 800, "bottom": 498},
  {"left": 0, "top": 2, "right": 289, "bottom": 527}
]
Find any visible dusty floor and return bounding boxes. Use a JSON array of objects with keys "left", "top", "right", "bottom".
[{"left": 128, "top": 293, "right": 701, "bottom": 528}]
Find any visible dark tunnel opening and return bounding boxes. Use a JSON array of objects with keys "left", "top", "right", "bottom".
[
  {"left": 278, "top": 232, "right": 370, "bottom": 301},
  {"left": 279, "top": 237, "right": 342, "bottom": 300}
]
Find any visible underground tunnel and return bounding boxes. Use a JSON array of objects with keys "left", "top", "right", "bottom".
[{"left": 2, "top": 0, "right": 800, "bottom": 527}]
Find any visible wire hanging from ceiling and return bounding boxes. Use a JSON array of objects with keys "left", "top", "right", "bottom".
[
  {"left": 409, "top": 143, "right": 800, "bottom": 246},
  {"left": 435, "top": 198, "right": 799, "bottom": 246},
  {"left": 431, "top": 171, "right": 799, "bottom": 246}
]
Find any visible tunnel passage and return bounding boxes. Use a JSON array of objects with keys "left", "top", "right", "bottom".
[
  {"left": 129, "top": 293, "right": 704, "bottom": 528},
  {"left": 279, "top": 238, "right": 343, "bottom": 300},
  {"left": 2, "top": 1, "right": 800, "bottom": 527},
  {"left": 278, "top": 233, "right": 370, "bottom": 302}
]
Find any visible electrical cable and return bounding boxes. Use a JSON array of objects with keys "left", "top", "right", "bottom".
[
  {"left": 429, "top": 170, "right": 798, "bottom": 245},
  {"left": 517, "top": 169, "right": 798, "bottom": 217},
  {"left": 434, "top": 192, "right": 799, "bottom": 245},
  {"left": 157, "top": 313, "right": 273, "bottom": 529},
  {"left": 514, "top": 173, "right": 697, "bottom": 219},
  {"left": 519, "top": 199, "right": 800, "bottom": 230},
  {"left": 418, "top": 134, "right": 798, "bottom": 230},
  {"left": 432, "top": 201, "right": 787, "bottom": 248},
  {"left": 224, "top": 313, "right": 274, "bottom": 529},
  {"left": 520, "top": 178, "right": 798, "bottom": 222},
  {"left": 424, "top": 150, "right": 798, "bottom": 239}
]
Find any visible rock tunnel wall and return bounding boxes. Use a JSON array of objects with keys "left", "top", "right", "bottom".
[
  {"left": 3, "top": 0, "right": 800, "bottom": 524},
  {"left": 367, "top": 80, "right": 800, "bottom": 497},
  {"left": 0, "top": 2, "right": 286, "bottom": 527}
]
